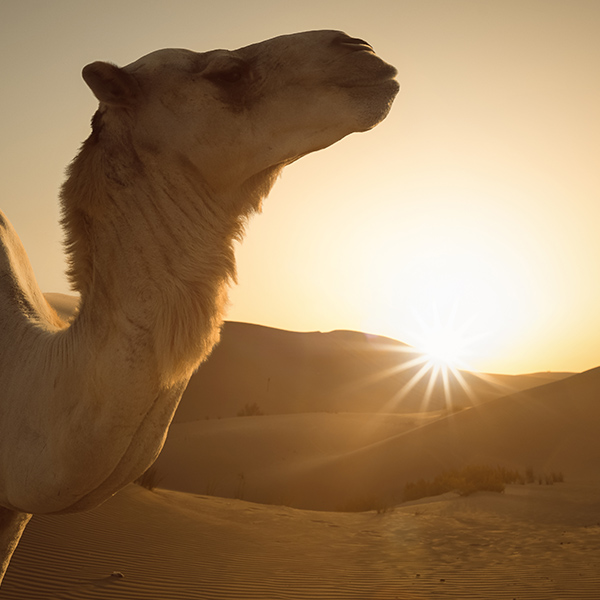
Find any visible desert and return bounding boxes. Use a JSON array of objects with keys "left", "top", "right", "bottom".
[
  {"left": 3, "top": 311, "right": 600, "bottom": 598},
  {"left": 2, "top": 3, "right": 600, "bottom": 597}
]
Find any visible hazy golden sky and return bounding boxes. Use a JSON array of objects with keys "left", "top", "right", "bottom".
[{"left": 1, "top": 0, "right": 599, "bottom": 374}]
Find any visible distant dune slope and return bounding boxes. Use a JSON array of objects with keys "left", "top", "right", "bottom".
[
  {"left": 155, "top": 367, "right": 600, "bottom": 510},
  {"left": 178, "top": 322, "right": 572, "bottom": 419},
  {"left": 287, "top": 366, "right": 600, "bottom": 510},
  {"left": 154, "top": 412, "right": 442, "bottom": 507},
  {"left": 43, "top": 294, "right": 572, "bottom": 419}
]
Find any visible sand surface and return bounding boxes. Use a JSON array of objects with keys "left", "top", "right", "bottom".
[{"left": 4, "top": 482, "right": 600, "bottom": 599}]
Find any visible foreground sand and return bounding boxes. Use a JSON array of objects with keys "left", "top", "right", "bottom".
[{"left": 4, "top": 482, "right": 600, "bottom": 599}]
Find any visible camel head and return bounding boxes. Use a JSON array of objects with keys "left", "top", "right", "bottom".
[{"left": 81, "top": 30, "right": 398, "bottom": 197}]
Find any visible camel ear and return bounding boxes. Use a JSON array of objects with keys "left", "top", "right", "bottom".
[{"left": 82, "top": 61, "right": 140, "bottom": 107}]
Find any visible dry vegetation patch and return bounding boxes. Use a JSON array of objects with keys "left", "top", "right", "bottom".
[
  {"left": 403, "top": 465, "right": 564, "bottom": 502},
  {"left": 237, "top": 402, "right": 265, "bottom": 417}
]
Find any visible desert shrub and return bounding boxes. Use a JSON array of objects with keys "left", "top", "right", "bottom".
[
  {"left": 237, "top": 402, "right": 264, "bottom": 417},
  {"left": 525, "top": 466, "right": 535, "bottom": 484},
  {"left": 235, "top": 472, "right": 246, "bottom": 500},
  {"left": 134, "top": 465, "right": 162, "bottom": 492},
  {"left": 403, "top": 465, "right": 522, "bottom": 502},
  {"left": 541, "top": 471, "right": 565, "bottom": 485},
  {"left": 403, "top": 466, "right": 565, "bottom": 502}
]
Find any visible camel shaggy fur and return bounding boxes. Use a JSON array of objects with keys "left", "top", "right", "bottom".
[{"left": 0, "top": 30, "right": 397, "bottom": 582}]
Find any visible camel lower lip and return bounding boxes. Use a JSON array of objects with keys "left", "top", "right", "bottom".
[
  {"left": 337, "top": 60, "right": 398, "bottom": 89},
  {"left": 338, "top": 77, "right": 399, "bottom": 90}
]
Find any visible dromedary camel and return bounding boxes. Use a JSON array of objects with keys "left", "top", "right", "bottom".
[{"left": 0, "top": 30, "right": 398, "bottom": 582}]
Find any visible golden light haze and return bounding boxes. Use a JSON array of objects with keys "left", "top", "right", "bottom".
[{"left": 1, "top": 0, "right": 599, "bottom": 374}]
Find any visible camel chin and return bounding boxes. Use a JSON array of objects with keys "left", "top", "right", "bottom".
[{"left": 0, "top": 30, "right": 397, "bottom": 584}]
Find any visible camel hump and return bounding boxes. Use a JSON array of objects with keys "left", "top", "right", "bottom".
[{"left": 0, "top": 210, "right": 65, "bottom": 330}]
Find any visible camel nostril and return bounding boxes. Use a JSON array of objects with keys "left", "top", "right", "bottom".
[{"left": 335, "top": 34, "right": 374, "bottom": 53}]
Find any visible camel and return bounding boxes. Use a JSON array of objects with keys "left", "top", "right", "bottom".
[{"left": 0, "top": 30, "right": 398, "bottom": 583}]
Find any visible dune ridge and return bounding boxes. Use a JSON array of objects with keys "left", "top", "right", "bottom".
[{"left": 177, "top": 321, "right": 572, "bottom": 420}]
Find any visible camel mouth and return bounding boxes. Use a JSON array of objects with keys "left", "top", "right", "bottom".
[
  {"left": 331, "top": 32, "right": 398, "bottom": 86},
  {"left": 335, "top": 49, "right": 398, "bottom": 91},
  {"left": 340, "top": 71, "right": 399, "bottom": 90},
  {"left": 336, "top": 69, "right": 400, "bottom": 103}
]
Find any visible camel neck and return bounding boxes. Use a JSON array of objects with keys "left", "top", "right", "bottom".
[{"left": 60, "top": 135, "right": 252, "bottom": 387}]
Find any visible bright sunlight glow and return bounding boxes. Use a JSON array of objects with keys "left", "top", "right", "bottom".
[
  {"left": 421, "top": 333, "right": 467, "bottom": 369},
  {"left": 410, "top": 299, "right": 480, "bottom": 371},
  {"left": 354, "top": 186, "right": 548, "bottom": 374}
]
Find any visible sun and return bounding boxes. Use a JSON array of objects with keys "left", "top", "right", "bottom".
[
  {"left": 408, "top": 297, "right": 479, "bottom": 372},
  {"left": 414, "top": 322, "right": 474, "bottom": 371},
  {"left": 373, "top": 300, "right": 488, "bottom": 412},
  {"left": 343, "top": 303, "right": 486, "bottom": 414},
  {"left": 421, "top": 334, "right": 466, "bottom": 369}
]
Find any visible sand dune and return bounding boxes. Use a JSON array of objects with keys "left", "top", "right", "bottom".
[
  {"left": 153, "top": 411, "right": 444, "bottom": 507},
  {"left": 290, "top": 366, "right": 600, "bottom": 510},
  {"left": 43, "top": 294, "right": 573, "bottom": 419},
  {"left": 4, "top": 483, "right": 600, "bottom": 599},
  {"left": 154, "top": 367, "right": 600, "bottom": 511},
  {"left": 176, "top": 321, "right": 572, "bottom": 419}
]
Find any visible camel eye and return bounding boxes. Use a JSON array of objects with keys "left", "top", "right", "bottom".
[
  {"left": 218, "top": 67, "right": 244, "bottom": 83},
  {"left": 206, "top": 63, "right": 247, "bottom": 85}
]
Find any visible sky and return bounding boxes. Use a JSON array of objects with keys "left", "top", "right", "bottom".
[{"left": 1, "top": 0, "right": 599, "bottom": 375}]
